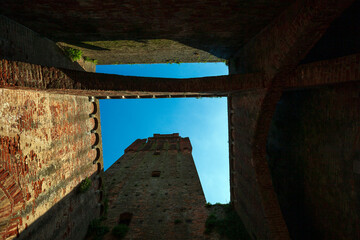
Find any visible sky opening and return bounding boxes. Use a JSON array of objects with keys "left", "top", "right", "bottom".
[{"left": 97, "top": 62, "right": 229, "bottom": 203}]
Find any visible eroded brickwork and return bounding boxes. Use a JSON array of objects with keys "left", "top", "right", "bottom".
[
  {"left": 104, "top": 134, "right": 208, "bottom": 240},
  {"left": 0, "top": 0, "right": 294, "bottom": 64},
  {"left": 0, "top": 88, "right": 103, "bottom": 239},
  {"left": 267, "top": 82, "right": 360, "bottom": 239},
  {"left": 228, "top": 1, "right": 355, "bottom": 239},
  {"left": 228, "top": 90, "right": 289, "bottom": 239},
  {"left": 0, "top": 15, "right": 92, "bottom": 72}
]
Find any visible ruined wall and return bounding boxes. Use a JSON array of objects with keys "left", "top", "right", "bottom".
[
  {"left": 0, "top": 88, "right": 103, "bottom": 239},
  {"left": 104, "top": 134, "right": 208, "bottom": 240},
  {"left": 267, "top": 82, "right": 360, "bottom": 239},
  {"left": 0, "top": 15, "right": 93, "bottom": 72},
  {"left": 228, "top": 90, "right": 289, "bottom": 240},
  {"left": 0, "top": 0, "right": 293, "bottom": 64}
]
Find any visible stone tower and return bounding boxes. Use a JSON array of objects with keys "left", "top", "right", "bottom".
[{"left": 103, "top": 133, "right": 208, "bottom": 240}]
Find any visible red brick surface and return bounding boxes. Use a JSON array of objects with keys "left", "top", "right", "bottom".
[
  {"left": 0, "top": 15, "right": 88, "bottom": 72},
  {"left": 267, "top": 83, "right": 360, "bottom": 239},
  {"left": 229, "top": 1, "right": 355, "bottom": 239},
  {"left": 229, "top": 90, "right": 288, "bottom": 240},
  {"left": 2, "top": 55, "right": 359, "bottom": 101},
  {"left": 233, "top": 0, "right": 355, "bottom": 77},
  {"left": 0, "top": 0, "right": 294, "bottom": 63},
  {"left": 104, "top": 134, "right": 208, "bottom": 240},
  {"left": 0, "top": 58, "right": 264, "bottom": 96},
  {"left": 0, "top": 88, "right": 103, "bottom": 239}
]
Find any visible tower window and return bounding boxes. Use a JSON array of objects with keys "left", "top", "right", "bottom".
[
  {"left": 151, "top": 171, "right": 161, "bottom": 177},
  {"left": 119, "top": 212, "right": 133, "bottom": 226}
]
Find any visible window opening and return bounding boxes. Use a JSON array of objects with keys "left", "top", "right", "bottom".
[
  {"left": 152, "top": 171, "right": 161, "bottom": 177},
  {"left": 119, "top": 212, "right": 133, "bottom": 226}
]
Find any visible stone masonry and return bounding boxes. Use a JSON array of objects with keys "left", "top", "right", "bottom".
[
  {"left": 0, "top": 88, "right": 104, "bottom": 240},
  {"left": 0, "top": 1, "right": 359, "bottom": 240},
  {"left": 103, "top": 134, "right": 208, "bottom": 240}
]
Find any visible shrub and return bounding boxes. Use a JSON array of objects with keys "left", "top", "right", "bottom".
[
  {"left": 204, "top": 204, "right": 251, "bottom": 240},
  {"left": 64, "top": 47, "right": 82, "bottom": 62},
  {"left": 79, "top": 177, "right": 92, "bottom": 193},
  {"left": 103, "top": 197, "right": 109, "bottom": 215},
  {"left": 112, "top": 224, "right": 129, "bottom": 239},
  {"left": 84, "top": 56, "right": 98, "bottom": 64},
  {"left": 204, "top": 214, "right": 217, "bottom": 234},
  {"left": 174, "top": 219, "right": 182, "bottom": 224},
  {"left": 87, "top": 219, "right": 109, "bottom": 239}
]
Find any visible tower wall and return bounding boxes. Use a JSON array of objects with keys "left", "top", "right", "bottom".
[{"left": 104, "top": 134, "right": 208, "bottom": 240}]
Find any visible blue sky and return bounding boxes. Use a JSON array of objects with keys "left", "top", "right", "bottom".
[{"left": 97, "top": 63, "right": 229, "bottom": 203}]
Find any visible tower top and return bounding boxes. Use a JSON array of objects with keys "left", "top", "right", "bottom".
[
  {"left": 124, "top": 133, "right": 191, "bottom": 153},
  {"left": 151, "top": 133, "right": 179, "bottom": 138}
]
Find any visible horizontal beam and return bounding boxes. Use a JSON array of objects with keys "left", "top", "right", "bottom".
[
  {"left": 286, "top": 53, "right": 360, "bottom": 89},
  {"left": 0, "top": 59, "right": 264, "bottom": 96},
  {"left": 1, "top": 54, "right": 359, "bottom": 97}
]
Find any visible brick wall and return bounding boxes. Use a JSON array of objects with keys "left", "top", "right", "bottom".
[
  {"left": 228, "top": 90, "right": 289, "bottom": 239},
  {"left": 267, "top": 82, "right": 360, "bottom": 239},
  {"left": 0, "top": 88, "right": 103, "bottom": 239},
  {"left": 104, "top": 134, "right": 208, "bottom": 240},
  {"left": 0, "top": 15, "right": 93, "bottom": 72},
  {"left": 0, "top": 0, "right": 293, "bottom": 64}
]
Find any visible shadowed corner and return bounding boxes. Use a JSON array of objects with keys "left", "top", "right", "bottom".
[
  {"left": 62, "top": 41, "right": 111, "bottom": 51},
  {"left": 16, "top": 170, "right": 105, "bottom": 240}
]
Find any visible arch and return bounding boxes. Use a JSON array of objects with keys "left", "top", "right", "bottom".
[
  {"left": 96, "top": 162, "right": 102, "bottom": 174},
  {"left": 89, "top": 102, "right": 97, "bottom": 115},
  {"left": 99, "top": 204, "right": 105, "bottom": 215},
  {"left": 230, "top": 89, "right": 287, "bottom": 239},
  {"left": 97, "top": 177, "right": 103, "bottom": 190},
  {"left": 91, "top": 148, "right": 101, "bottom": 163},
  {"left": 119, "top": 212, "right": 133, "bottom": 226},
  {"left": 0, "top": 167, "right": 24, "bottom": 239},
  {"left": 91, "top": 133, "right": 99, "bottom": 146}
]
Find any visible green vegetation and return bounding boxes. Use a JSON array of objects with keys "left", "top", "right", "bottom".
[
  {"left": 82, "top": 39, "right": 179, "bottom": 50},
  {"left": 63, "top": 47, "right": 82, "bottom": 62},
  {"left": 87, "top": 219, "right": 109, "bottom": 240},
  {"left": 166, "top": 58, "right": 181, "bottom": 64},
  {"left": 103, "top": 197, "right": 109, "bottom": 216},
  {"left": 79, "top": 177, "right": 92, "bottom": 193},
  {"left": 174, "top": 219, "right": 182, "bottom": 224},
  {"left": 204, "top": 203, "right": 251, "bottom": 240},
  {"left": 204, "top": 214, "right": 217, "bottom": 234},
  {"left": 84, "top": 56, "right": 98, "bottom": 64},
  {"left": 111, "top": 224, "right": 129, "bottom": 239}
]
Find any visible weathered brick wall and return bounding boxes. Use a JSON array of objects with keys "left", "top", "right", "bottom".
[
  {"left": 228, "top": 90, "right": 289, "bottom": 240},
  {"left": 0, "top": 58, "right": 261, "bottom": 97},
  {"left": 0, "top": 15, "right": 91, "bottom": 72},
  {"left": 0, "top": 88, "right": 103, "bottom": 239},
  {"left": 0, "top": 0, "right": 293, "bottom": 64},
  {"left": 300, "top": 0, "right": 360, "bottom": 64},
  {"left": 104, "top": 134, "right": 208, "bottom": 240},
  {"left": 267, "top": 82, "right": 360, "bottom": 239},
  {"left": 227, "top": 1, "right": 355, "bottom": 239}
]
